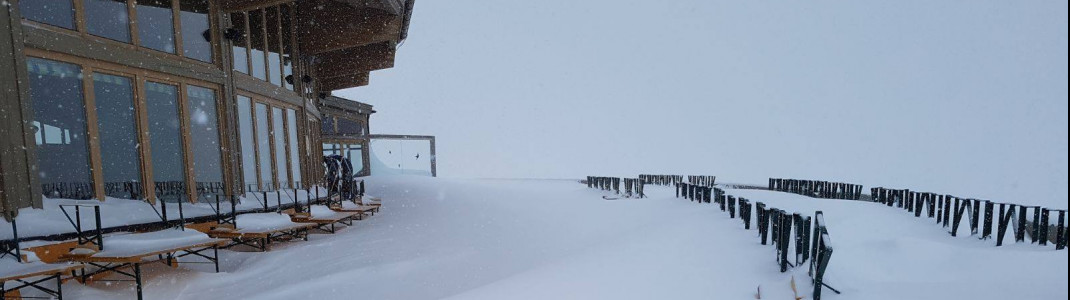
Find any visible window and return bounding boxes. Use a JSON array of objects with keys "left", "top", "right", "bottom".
[
  {"left": 136, "top": 0, "right": 176, "bottom": 53},
  {"left": 145, "top": 81, "right": 187, "bottom": 202},
  {"left": 85, "top": 0, "right": 132, "bottom": 42},
  {"left": 180, "top": 0, "right": 213, "bottom": 62},
  {"left": 237, "top": 96, "right": 257, "bottom": 191},
  {"left": 187, "top": 85, "right": 223, "bottom": 198},
  {"left": 255, "top": 103, "right": 273, "bottom": 190},
  {"left": 20, "top": 0, "right": 76, "bottom": 29},
  {"left": 266, "top": 7, "right": 283, "bottom": 86},
  {"left": 231, "top": 12, "right": 249, "bottom": 74},
  {"left": 346, "top": 144, "right": 364, "bottom": 176},
  {"left": 93, "top": 72, "right": 142, "bottom": 199},
  {"left": 248, "top": 10, "right": 267, "bottom": 80},
  {"left": 272, "top": 107, "right": 289, "bottom": 188},
  {"left": 286, "top": 109, "right": 302, "bottom": 186},
  {"left": 336, "top": 118, "right": 365, "bottom": 136},
  {"left": 281, "top": 5, "right": 294, "bottom": 91},
  {"left": 26, "top": 58, "right": 94, "bottom": 199}
]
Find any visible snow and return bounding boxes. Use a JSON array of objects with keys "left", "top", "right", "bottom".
[
  {"left": 232, "top": 213, "right": 305, "bottom": 232},
  {"left": 6, "top": 176, "right": 1066, "bottom": 299},
  {"left": 0, "top": 187, "right": 328, "bottom": 240},
  {"left": 0, "top": 259, "right": 77, "bottom": 280},
  {"left": 93, "top": 229, "right": 222, "bottom": 258}
]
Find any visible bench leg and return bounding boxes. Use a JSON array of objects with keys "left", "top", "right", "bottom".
[
  {"left": 56, "top": 273, "right": 63, "bottom": 300},
  {"left": 134, "top": 263, "right": 143, "bottom": 300},
  {"left": 213, "top": 245, "right": 220, "bottom": 273}
]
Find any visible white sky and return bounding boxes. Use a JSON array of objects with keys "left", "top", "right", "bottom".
[{"left": 336, "top": 0, "right": 1069, "bottom": 208}]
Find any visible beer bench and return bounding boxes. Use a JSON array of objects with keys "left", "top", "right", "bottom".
[
  {"left": 1, "top": 260, "right": 83, "bottom": 300},
  {"left": 56, "top": 229, "right": 227, "bottom": 300},
  {"left": 330, "top": 202, "right": 379, "bottom": 219},
  {"left": 190, "top": 213, "right": 315, "bottom": 252},
  {"left": 285, "top": 206, "right": 362, "bottom": 234}
]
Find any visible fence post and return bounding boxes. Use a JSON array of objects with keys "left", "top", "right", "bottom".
[
  {"left": 1056, "top": 210, "right": 1066, "bottom": 250},
  {"left": 1039, "top": 209, "right": 1050, "bottom": 246}
]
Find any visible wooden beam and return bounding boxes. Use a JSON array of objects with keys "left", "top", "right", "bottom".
[
  {"left": 218, "top": 0, "right": 295, "bottom": 13},
  {"left": 318, "top": 72, "right": 370, "bottom": 91},
  {"left": 297, "top": 0, "right": 403, "bottom": 55},
  {"left": 313, "top": 41, "right": 395, "bottom": 79}
]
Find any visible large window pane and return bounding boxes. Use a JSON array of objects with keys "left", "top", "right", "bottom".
[
  {"left": 20, "top": 0, "right": 76, "bottom": 29},
  {"left": 346, "top": 144, "right": 364, "bottom": 176},
  {"left": 272, "top": 107, "right": 289, "bottom": 189},
  {"left": 26, "top": 58, "right": 93, "bottom": 199},
  {"left": 85, "top": 0, "right": 132, "bottom": 42},
  {"left": 266, "top": 7, "right": 282, "bottom": 86},
  {"left": 248, "top": 10, "right": 267, "bottom": 80},
  {"left": 281, "top": 5, "right": 294, "bottom": 90},
  {"left": 237, "top": 96, "right": 257, "bottom": 191},
  {"left": 231, "top": 12, "right": 249, "bottom": 74},
  {"left": 180, "top": 0, "right": 213, "bottom": 62},
  {"left": 136, "top": 0, "right": 176, "bottom": 53},
  {"left": 255, "top": 103, "right": 273, "bottom": 190},
  {"left": 145, "top": 82, "right": 187, "bottom": 202},
  {"left": 286, "top": 109, "right": 302, "bottom": 186},
  {"left": 93, "top": 73, "right": 142, "bottom": 199},
  {"left": 187, "top": 85, "right": 223, "bottom": 199}
]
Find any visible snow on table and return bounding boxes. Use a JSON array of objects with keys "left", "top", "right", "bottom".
[
  {"left": 234, "top": 213, "right": 309, "bottom": 232},
  {"left": 0, "top": 259, "right": 81, "bottom": 281},
  {"left": 91, "top": 229, "right": 224, "bottom": 259}
]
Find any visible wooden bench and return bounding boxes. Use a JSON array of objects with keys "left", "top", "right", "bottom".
[
  {"left": 187, "top": 214, "right": 316, "bottom": 252},
  {"left": 284, "top": 206, "right": 362, "bottom": 234},
  {"left": 1, "top": 260, "right": 83, "bottom": 300},
  {"left": 329, "top": 203, "right": 379, "bottom": 219},
  {"left": 48, "top": 229, "right": 227, "bottom": 300}
]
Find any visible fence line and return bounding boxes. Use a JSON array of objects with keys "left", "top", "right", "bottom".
[
  {"left": 768, "top": 178, "right": 863, "bottom": 200},
  {"left": 673, "top": 182, "right": 837, "bottom": 299},
  {"left": 639, "top": 174, "right": 683, "bottom": 186},
  {"left": 871, "top": 187, "right": 1067, "bottom": 250},
  {"left": 586, "top": 176, "right": 645, "bottom": 198}
]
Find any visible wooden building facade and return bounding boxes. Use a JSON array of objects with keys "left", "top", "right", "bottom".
[{"left": 1, "top": 0, "right": 415, "bottom": 220}]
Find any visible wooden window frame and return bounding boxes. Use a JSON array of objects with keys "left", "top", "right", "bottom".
[
  {"left": 24, "top": 48, "right": 227, "bottom": 204},
  {"left": 21, "top": 0, "right": 221, "bottom": 68},
  {"left": 236, "top": 91, "right": 304, "bottom": 192}
]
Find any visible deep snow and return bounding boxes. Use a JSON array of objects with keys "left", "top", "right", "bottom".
[{"left": 7, "top": 176, "right": 1067, "bottom": 299}]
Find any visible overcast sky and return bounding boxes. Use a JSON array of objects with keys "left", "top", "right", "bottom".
[{"left": 336, "top": 0, "right": 1069, "bottom": 208}]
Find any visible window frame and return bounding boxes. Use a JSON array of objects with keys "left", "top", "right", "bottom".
[
  {"left": 236, "top": 90, "right": 305, "bottom": 192},
  {"left": 20, "top": 0, "right": 221, "bottom": 68},
  {"left": 24, "top": 48, "right": 228, "bottom": 204}
]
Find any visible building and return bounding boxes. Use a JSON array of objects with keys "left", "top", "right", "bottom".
[{"left": 1, "top": 0, "right": 417, "bottom": 221}]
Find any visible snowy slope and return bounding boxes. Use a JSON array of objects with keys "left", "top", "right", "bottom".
[{"left": 17, "top": 176, "right": 1065, "bottom": 299}]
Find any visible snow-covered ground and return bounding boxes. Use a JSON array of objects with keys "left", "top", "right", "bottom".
[{"left": 8, "top": 176, "right": 1067, "bottom": 299}]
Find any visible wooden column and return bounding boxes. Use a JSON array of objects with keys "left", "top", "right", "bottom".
[{"left": 1, "top": 0, "right": 44, "bottom": 220}]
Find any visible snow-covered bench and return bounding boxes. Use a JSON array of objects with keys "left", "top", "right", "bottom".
[
  {"left": 285, "top": 205, "right": 362, "bottom": 233},
  {"left": 330, "top": 201, "right": 379, "bottom": 219},
  {"left": 1, "top": 259, "right": 83, "bottom": 299},
  {"left": 190, "top": 213, "right": 315, "bottom": 252},
  {"left": 53, "top": 229, "right": 227, "bottom": 300}
]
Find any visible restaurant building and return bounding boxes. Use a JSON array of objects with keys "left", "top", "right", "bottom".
[{"left": 1, "top": 0, "right": 416, "bottom": 220}]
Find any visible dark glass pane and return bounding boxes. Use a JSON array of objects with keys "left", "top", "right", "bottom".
[
  {"left": 187, "top": 85, "right": 223, "bottom": 198},
  {"left": 272, "top": 107, "right": 289, "bottom": 188},
  {"left": 237, "top": 96, "right": 257, "bottom": 191},
  {"left": 93, "top": 73, "right": 142, "bottom": 199},
  {"left": 266, "top": 7, "right": 282, "bottom": 86},
  {"left": 26, "top": 58, "right": 93, "bottom": 199},
  {"left": 230, "top": 12, "right": 249, "bottom": 74},
  {"left": 286, "top": 109, "right": 302, "bottom": 185},
  {"left": 248, "top": 10, "right": 267, "bottom": 80},
  {"left": 281, "top": 5, "right": 294, "bottom": 90},
  {"left": 145, "top": 82, "right": 187, "bottom": 202},
  {"left": 255, "top": 103, "right": 273, "bottom": 190},
  {"left": 20, "top": 0, "right": 76, "bottom": 29},
  {"left": 85, "top": 0, "right": 132, "bottom": 42},
  {"left": 336, "top": 118, "right": 364, "bottom": 136},
  {"left": 180, "top": 0, "right": 212, "bottom": 62},
  {"left": 320, "top": 116, "right": 334, "bottom": 135},
  {"left": 136, "top": 0, "right": 176, "bottom": 53}
]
